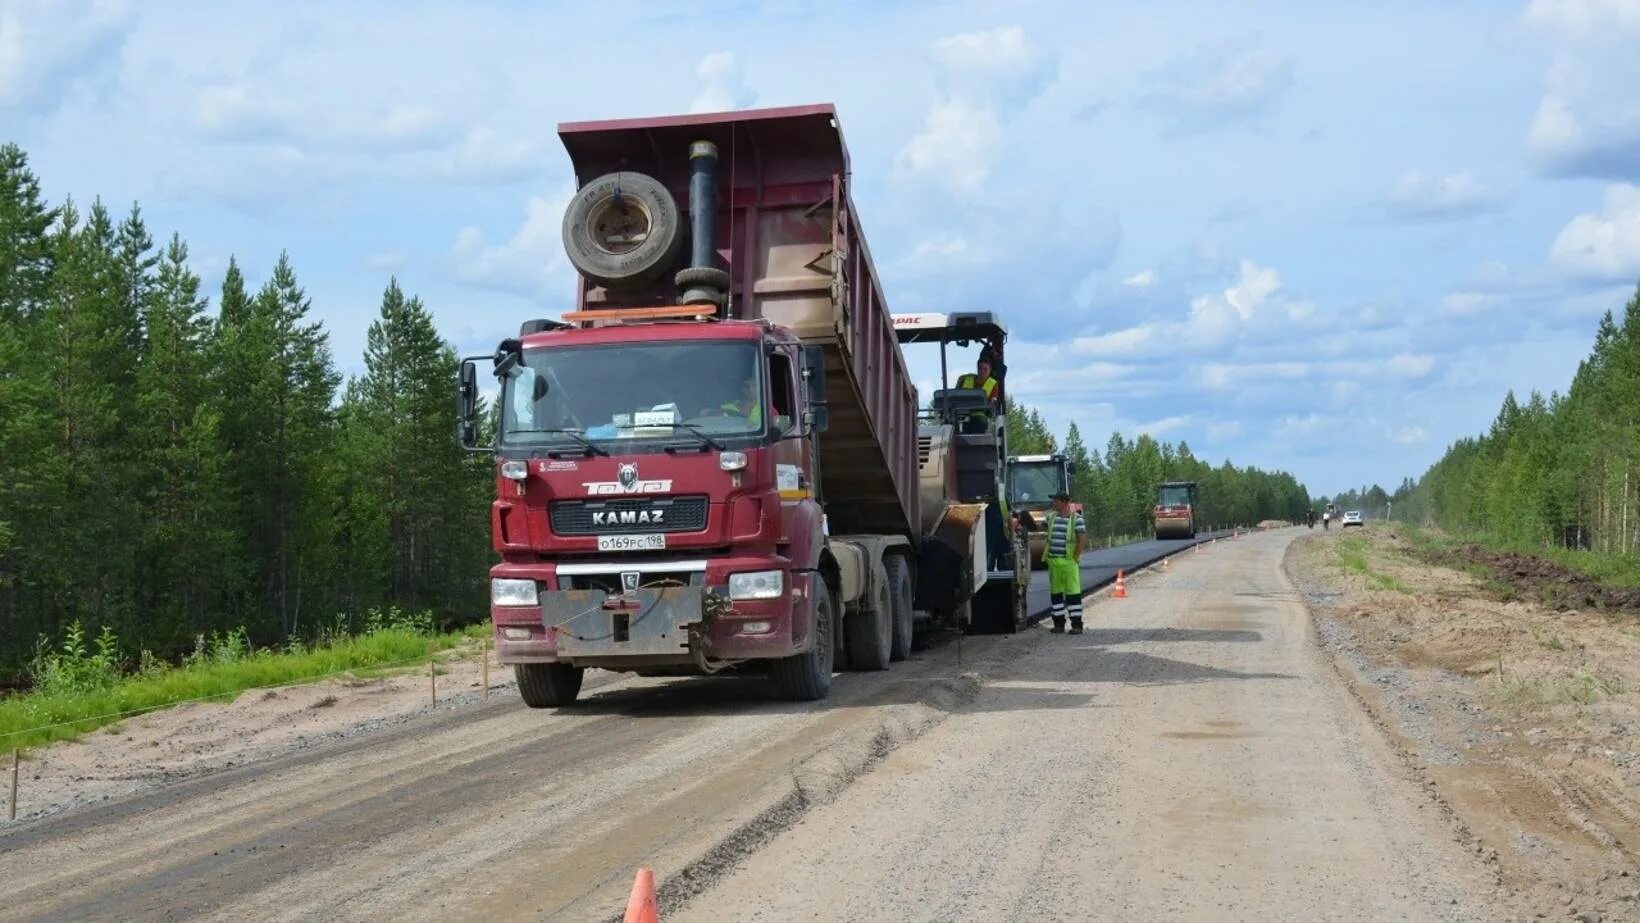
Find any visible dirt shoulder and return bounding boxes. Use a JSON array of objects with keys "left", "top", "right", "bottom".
[{"left": 1287, "top": 527, "right": 1640, "bottom": 921}]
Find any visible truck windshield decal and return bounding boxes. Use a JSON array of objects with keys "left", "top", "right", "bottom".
[{"left": 499, "top": 341, "right": 775, "bottom": 452}]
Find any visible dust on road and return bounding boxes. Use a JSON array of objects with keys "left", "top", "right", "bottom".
[{"left": 1, "top": 530, "right": 1514, "bottom": 921}]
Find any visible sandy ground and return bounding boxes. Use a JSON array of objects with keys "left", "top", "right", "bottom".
[
  {"left": 6, "top": 644, "right": 522, "bottom": 823},
  {"left": 1288, "top": 527, "right": 1640, "bottom": 921},
  {"left": 674, "top": 528, "right": 1503, "bottom": 922},
  {"left": 0, "top": 530, "right": 1538, "bottom": 921}
]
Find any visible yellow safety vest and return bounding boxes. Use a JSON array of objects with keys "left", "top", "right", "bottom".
[
  {"left": 957, "top": 374, "right": 997, "bottom": 401},
  {"left": 721, "top": 401, "right": 762, "bottom": 426}
]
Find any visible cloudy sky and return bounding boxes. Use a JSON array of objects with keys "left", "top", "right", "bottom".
[{"left": 6, "top": 0, "right": 1640, "bottom": 496}]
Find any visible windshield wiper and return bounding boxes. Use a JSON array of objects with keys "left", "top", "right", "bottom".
[
  {"left": 522, "top": 428, "right": 608, "bottom": 457},
  {"left": 659, "top": 421, "right": 724, "bottom": 451}
]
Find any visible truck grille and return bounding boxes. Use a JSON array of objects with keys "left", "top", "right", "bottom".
[
  {"left": 550, "top": 496, "right": 709, "bottom": 535},
  {"left": 560, "top": 570, "right": 705, "bottom": 593}
]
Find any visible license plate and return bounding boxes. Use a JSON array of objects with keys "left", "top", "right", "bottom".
[{"left": 596, "top": 533, "right": 666, "bottom": 552}]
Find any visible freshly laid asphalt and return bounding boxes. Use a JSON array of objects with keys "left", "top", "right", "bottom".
[{"left": 1024, "top": 530, "right": 1235, "bottom": 621}]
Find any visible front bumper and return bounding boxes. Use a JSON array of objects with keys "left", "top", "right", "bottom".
[{"left": 490, "top": 559, "right": 805, "bottom": 667}]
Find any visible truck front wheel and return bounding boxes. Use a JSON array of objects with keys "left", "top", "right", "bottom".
[
  {"left": 771, "top": 583, "right": 835, "bottom": 701},
  {"left": 515, "top": 663, "right": 585, "bottom": 708}
]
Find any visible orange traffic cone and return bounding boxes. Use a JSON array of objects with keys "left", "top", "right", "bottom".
[
  {"left": 624, "top": 868, "right": 658, "bottom": 923},
  {"left": 1112, "top": 569, "right": 1128, "bottom": 599},
  {"left": 1161, "top": 557, "right": 1171, "bottom": 573}
]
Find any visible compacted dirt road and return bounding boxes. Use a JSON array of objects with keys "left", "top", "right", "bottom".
[{"left": 1, "top": 530, "right": 1507, "bottom": 921}]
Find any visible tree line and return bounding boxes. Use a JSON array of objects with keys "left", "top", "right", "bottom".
[
  {"left": 1390, "top": 284, "right": 1640, "bottom": 555},
  {"left": 0, "top": 144, "right": 492, "bottom": 683},
  {"left": 1003, "top": 398, "right": 1313, "bottom": 537}
]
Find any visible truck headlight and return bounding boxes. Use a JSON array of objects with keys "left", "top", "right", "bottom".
[
  {"left": 727, "top": 570, "right": 784, "bottom": 600},
  {"left": 491, "top": 578, "right": 538, "bottom": 606}
]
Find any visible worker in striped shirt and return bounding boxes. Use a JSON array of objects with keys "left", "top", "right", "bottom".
[{"left": 1044, "top": 492, "right": 1087, "bottom": 634}]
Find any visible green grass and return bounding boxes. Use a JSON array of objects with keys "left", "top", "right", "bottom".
[
  {"left": 1400, "top": 524, "right": 1640, "bottom": 592},
  {"left": 1333, "top": 533, "right": 1411, "bottom": 593},
  {"left": 0, "top": 617, "right": 489, "bottom": 751}
]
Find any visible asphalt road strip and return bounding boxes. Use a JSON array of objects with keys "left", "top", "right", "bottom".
[{"left": 1025, "top": 529, "right": 1237, "bottom": 623}]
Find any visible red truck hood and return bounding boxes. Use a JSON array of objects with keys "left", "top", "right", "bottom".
[{"left": 492, "top": 449, "right": 781, "bottom": 556}]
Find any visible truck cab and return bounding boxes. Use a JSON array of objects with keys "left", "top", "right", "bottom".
[{"left": 1007, "top": 453, "right": 1073, "bottom": 569}]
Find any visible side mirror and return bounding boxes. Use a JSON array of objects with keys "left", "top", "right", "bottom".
[
  {"left": 800, "top": 345, "right": 829, "bottom": 433},
  {"left": 804, "top": 406, "right": 830, "bottom": 434},
  {"left": 457, "top": 359, "right": 480, "bottom": 448},
  {"left": 493, "top": 338, "right": 522, "bottom": 378},
  {"left": 1066, "top": 462, "right": 1078, "bottom": 475}
]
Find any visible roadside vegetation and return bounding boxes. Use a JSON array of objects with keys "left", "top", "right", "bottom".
[
  {"left": 0, "top": 608, "right": 486, "bottom": 751},
  {"left": 0, "top": 144, "right": 493, "bottom": 687}
]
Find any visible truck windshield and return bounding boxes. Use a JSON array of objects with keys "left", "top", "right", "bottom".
[
  {"left": 1157, "top": 485, "right": 1193, "bottom": 507},
  {"left": 499, "top": 341, "right": 770, "bottom": 450},
  {"left": 1008, "top": 464, "right": 1064, "bottom": 506}
]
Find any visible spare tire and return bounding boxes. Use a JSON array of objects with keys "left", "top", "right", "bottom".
[{"left": 561, "top": 171, "right": 683, "bottom": 289}]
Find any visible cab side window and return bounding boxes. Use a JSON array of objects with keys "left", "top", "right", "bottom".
[{"left": 769, "top": 352, "right": 796, "bottom": 433}]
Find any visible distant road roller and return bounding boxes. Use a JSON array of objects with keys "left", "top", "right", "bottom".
[{"left": 1153, "top": 481, "right": 1198, "bottom": 539}]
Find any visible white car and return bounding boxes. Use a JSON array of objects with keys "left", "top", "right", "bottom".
[{"left": 1342, "top": 510, "right": 1364, "bottom": 528}]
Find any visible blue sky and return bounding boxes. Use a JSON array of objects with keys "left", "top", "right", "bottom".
[{"left": 5, "top": 0, "right": 1640, "bottom": 496}]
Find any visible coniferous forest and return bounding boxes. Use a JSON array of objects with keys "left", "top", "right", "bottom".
[
  {"left": 1389, "top": 285, "right": 1640, "bottom": 558},
  {"left": 0, "top": 145, "right": 492, "bottom": 682}
]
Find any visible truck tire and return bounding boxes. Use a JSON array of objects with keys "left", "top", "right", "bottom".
[
  {"left": 514, "top": 663, "right": 584, "bottom": 708},
  {"left": 771, "top": 583, "right": 835, "bottom": 701},
  {"left": 846, "top": 578, "right": 892, "bottom": 671},
  {"left": 886, "top": 555, "right": 915, "bottom": 662},
  {"left": 561, "top": 171, "right": 683, "bottom": 289}
]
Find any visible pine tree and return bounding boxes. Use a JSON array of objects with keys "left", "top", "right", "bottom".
[{"left": 133, "top": 234, "right": 233, "bottom": 644}]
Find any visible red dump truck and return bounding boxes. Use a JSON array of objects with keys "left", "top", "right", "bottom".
[{"left": 457, "top": 104, "right": 1023, "bottom": 706}]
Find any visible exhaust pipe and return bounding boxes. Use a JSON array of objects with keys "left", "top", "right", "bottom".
[{"left": 677, "top": 140, "right": 731, "bottom": 313}]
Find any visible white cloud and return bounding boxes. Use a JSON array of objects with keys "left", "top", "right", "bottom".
[
  {"left": 1386, "top": 353, "right": 1435, "bottom": 378},
  {"left": 1525, "top": 0, "right": 1640, "bottom": 35},
  {"left": 1200, "top": 361, "right": 1309, "bottom": 390},
  {"left": 1440, "top": 292, "right": 1503, "bottom": 315},
  {"left": 689, "top": 51, "right": 756, "bottom": 114},
  {"left": 1275, "top": 413, "right": 1323, "bottom": 437},
  {"left": 1122, "top": 269, "right": 1157, "bottom": 288},
  {"left": 1525, "top": 3, "right": 1640, "bottom": 178},
  {"left": 364, "top": 250, "right": 407, "bottom": 272},
  {"left": 449, "top": 189, "right": 575, "bottom": 299},
  {"left": 1138, "top": 39, "right": 1293, "bottom": 135},
  {"left": 1549, "top": 183, "right": 1640, "bottom": 279},
  {"left": 896, "top": 99, "right": 1001, "bottom": 194},
  {"left": 0, "top": 0, "right": 131, "bottom": 112},
  {"left": 1137, "top": 414, "right": 1192, "bottom": 437},
  {"left": 1070, "top": 324, "right": 1162, "bottom": 358},
  {"left": 1389, "top": 426, "right": 1427, "bottom": 446},
  {"left": 1379, "top": 171, "right": 1502, "bottom": 221},
  {"left": 896, "top": 26, "right": 1054, "bottom": 192}
]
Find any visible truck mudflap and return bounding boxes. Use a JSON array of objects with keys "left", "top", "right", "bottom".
[{"left": 546, "top": 586, "right": 719, "bottom": 659}]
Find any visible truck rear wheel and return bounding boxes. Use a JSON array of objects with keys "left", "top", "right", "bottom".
[
  {"left": 561, "top": 171, "right": 683, "bottom": 289},
  {"left": 846, "top": 578, "right": 892, "bottom": 671},
  {"left": 515, "top": 663, "right": 584, "bottom": 708},
  {"left": 771, "top": 583, "right": 835, "bottom": 701},
  {"left": 886, "top": 555, "right": 915, "bottom": 662}
]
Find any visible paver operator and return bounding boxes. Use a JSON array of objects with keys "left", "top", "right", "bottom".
[{"left": 1044, "top": 491, "right": 1087, "bottom": 635}]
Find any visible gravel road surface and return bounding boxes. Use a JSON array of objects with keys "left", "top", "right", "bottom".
[{"left": 0, "top": 529, "right": 1503, "bottom": 921}]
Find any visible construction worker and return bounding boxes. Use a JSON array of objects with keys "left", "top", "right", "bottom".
[
  {"left": 1043, "top": 491, "right": 1087, "bottom": 634},
  {"left": 709, "top": 375, "right": 763, "bottom": 427},
  {"left": 955, "top": 352, "right": 1000, "bottom": 407}
]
